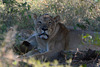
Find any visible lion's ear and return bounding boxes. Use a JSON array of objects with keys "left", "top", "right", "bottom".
[
  {"left": 32, "top": 14, "right": 37, "bottom": 25},
  {"left": 33, "top": 13, "right": 37, "bottom": 20},
  {"left": 54, "top": 15, "right": 60, "bottom": 23}
]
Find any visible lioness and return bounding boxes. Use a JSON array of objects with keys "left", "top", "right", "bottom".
[
  {"left": 19, "top": 14, "right": 69, "bottom": 61},
  {"left": 19, "top": 14, "right": 100, "bottom": 61}
]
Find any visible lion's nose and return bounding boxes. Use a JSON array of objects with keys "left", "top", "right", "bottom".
[{"left": 42, "top": 27, "right": 48, "bottom": 31}]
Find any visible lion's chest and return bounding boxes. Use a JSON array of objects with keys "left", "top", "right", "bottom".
[
  {"left": 37, "top": 40, "right": 49, "bottom": 53},
  {"left": 36, "top": 36, "right": 56, "bottom": 53}
]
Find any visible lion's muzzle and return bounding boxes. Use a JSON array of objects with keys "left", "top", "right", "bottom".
[{"left": 39, "top": 33, "right": 49, "bottom": 40}]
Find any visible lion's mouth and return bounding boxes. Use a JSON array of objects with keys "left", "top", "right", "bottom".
[{"left": 38, "top": 33, "right": 49, "bottom": 40}]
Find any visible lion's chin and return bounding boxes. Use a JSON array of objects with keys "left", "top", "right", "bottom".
[{"left": 39, "top": 35, "right": 49, "bottom": 40}]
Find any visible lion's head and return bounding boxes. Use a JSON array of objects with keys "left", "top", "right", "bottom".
[{"left": 33, "top": 14, "right": 60, "bottom": 40}]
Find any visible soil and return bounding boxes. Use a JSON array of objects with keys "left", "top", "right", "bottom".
[{"left": 61, "top": 49, "right": 100, "bottom": 67}]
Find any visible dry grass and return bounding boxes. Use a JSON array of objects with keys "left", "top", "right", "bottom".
[{"left": 0, "top": 0, "right": 100, "bottom": 67}]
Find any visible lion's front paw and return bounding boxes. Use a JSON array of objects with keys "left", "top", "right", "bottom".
[
  {"left": 17, "top": 55, "right": 24, "bottom": 59},
  {"left": 33, "top": 54, "right": 46, "bottom": 61},
  {"left": 17, "top": 55, "right": 30, "bottom": 60},
  {"left": 16, "top": 55, "right": 24, "bottom": 61}
]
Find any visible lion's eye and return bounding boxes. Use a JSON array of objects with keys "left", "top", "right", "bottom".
[{"left": 38, "top": 21, "right": 42, "bottom": 24}]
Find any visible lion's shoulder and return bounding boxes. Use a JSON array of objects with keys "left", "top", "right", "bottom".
[{"left": 58, "top": 23, "right": 69, "bottom": 33}]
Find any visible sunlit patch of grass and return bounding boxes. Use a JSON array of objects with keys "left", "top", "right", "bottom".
[{"left": 12, "top": 58, "right": 72, "bottom": 67}]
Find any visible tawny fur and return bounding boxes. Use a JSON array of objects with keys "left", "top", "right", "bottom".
[{"left": 20, "top": 14, "right": 100, "bottom": 61}]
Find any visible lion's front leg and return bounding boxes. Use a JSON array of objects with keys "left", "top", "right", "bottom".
[
  {"left": 31, "top": 50, "right": 62, "bottom": 61},
  {"left": 31, "top": 42, "right": 65, "bottom": 61},
  {"left": 18, "top": 49, "right": 40, "bottom": 59},
  {"left": 25, "top": 49, "right": 40, "bottom": 56}
]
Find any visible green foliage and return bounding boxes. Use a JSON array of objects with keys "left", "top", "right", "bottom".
[
  {"left": 77, "top": 23, "right": 86, "bottom": 30},
  {"left": 0, "top": 0, "right": 100, "bottom": 31},
  {"left": 80, "top": 64, "right": 87, "bottom": 67},
  {"left": 82, "top": 33, "right": 100, "bottom": 46}
]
